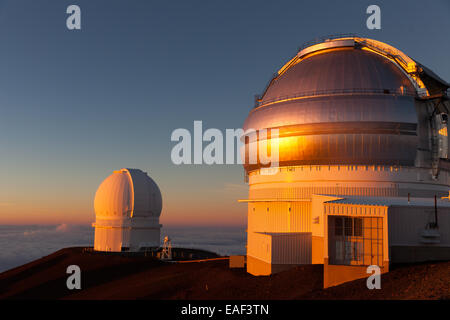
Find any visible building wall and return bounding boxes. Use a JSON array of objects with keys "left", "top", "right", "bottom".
[
  {"left": 246, "top": 232, "right": 311, "bottom": 274},
  {"left": 388, "top": 205, "right": 450, "bottom": 263},
  {"left": 248, "top": 165, "right": 450, "bottom": 199},
  {"left": 246, "top": 196, "right": 311, "bottom": 270},
  {"left": 129, "top": 228, "right": 160, "bottom": 250},
  {"left": 247, "top": 231, "right": 271, "bottom": 264},
  {"left": 311, "top": 195, "right": 341, "bottom": 237},
  {"left": 94, "top": 226, "right": 130, "bottom": 252},
  {"left": 311, "top": 195, "right": 343, "bottom": 263},
  {"left": 388, "top": 206, "right": 450, "bottom": 246},
  {"left": 94, "top": 217, "right": 161, "bottom": 252},
  {"left": 271, "top": 233, "right": 312, "bottom": 264},
  {"left": 312, "top": 236, "right": 324, "bottom": 264},
  {"left": 246, "top": 166, "right": 450, "bottom": 276},
  {"left": 248, "top": 201, "right": 311, "bottom": 233}
]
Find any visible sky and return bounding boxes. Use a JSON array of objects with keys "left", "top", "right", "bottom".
[{"left": 0, "top": 0, "right": 449, "bottom": 226}]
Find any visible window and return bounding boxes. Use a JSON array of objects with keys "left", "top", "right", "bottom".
[
  {"left": 354, "top": 218, "right": 363, "bottom": 237},
  {"left": 353, "top": 241, "right": 363, "bottom": 262},
  {"left": 344, "top": 217, "right": 353, "bottom": 236},
  {"left": 329, "top": 216, "right": 383, "bottom": 266},
  {"left": 335, "top": 238, "right": 362, "bottom": 262},
  {"left": 335, "top": 217, "right": 343, "bottom": 236},
  {"left": 344, "top": 241, "right": 353, "bottom": 261},
  {"left": 335, "top": 217, "right": 362, "bottom": 237},
  {"left": 335, "top": 240, "right": 343, "bottom": 260}
]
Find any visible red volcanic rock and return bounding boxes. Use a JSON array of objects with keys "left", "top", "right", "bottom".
[{"left": 0, "top": 247, "right": 449, "bottom": 300}]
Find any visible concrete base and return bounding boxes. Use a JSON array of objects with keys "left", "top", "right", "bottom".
[
  {"left": 323, "top": 258, "right": 389, "bottom": 288},
  {"left": 229, "top": 255, "right": 246, "bottom": 268},
  {"left": 312, "top": 236, "right": 324, "bottom": 264},
  {"left": 246, "top": 255, "right": 300, "bottom": 276},
  {"left": 390, "top": 246, "right": 450, "bottom": 263}
]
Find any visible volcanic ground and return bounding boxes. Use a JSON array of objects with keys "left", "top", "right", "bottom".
[{"left": 0, "top": 247, "right": 449, "bottom": 300}]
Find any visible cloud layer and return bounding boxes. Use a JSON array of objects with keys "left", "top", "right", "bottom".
[{"left": 0, "top": 225, "right": 245, "bottom": 272}]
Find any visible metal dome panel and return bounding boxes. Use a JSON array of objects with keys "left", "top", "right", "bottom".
[
  {"left": 262, "top": 48, "right": 416, "bottom": 105},
  {"left": 245, "top": 94, "right": 417, "bottom": 131},
  {"left": 127, "top": 168, "right": 162, "bottom": 218},
  {"left": 94, "top": 169, "right": 133, "bottom": 218},
  {"left": 242, "top": 40, "right": 426, "bottom": 172},
  {"left": 94, "top": 168, "right": 162, "bottom": 219}
]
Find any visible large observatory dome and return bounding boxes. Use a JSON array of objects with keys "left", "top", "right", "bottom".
[
  {"left": 242, "top": 37, "right": 449, "bottom": 171},
  {"left": 242, "top": 36, "right": 450, "bottom": 278},
  {"left": 94, "top": 168, "right": 162, "bottom": 219}
]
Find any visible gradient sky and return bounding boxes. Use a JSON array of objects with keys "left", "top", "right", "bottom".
[{"left": 0, "top": 0, "right": 449, "bottom": 226}]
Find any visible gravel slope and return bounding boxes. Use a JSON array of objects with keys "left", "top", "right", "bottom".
[{"left": 1, "top": 247, "right": 448, "bottom": 300}]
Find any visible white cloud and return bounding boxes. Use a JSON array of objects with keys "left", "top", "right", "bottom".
[
  {"left": 0, "top": 225, "right": 93, "bottom": 272},
  {"left": 55, "top": 223, "right": 69, "bottom": 232},
  {"left": 23, "top": 223, "right": 71, "bottom": 236}
]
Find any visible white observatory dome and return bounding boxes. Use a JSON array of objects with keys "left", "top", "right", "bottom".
[
  {"left": 94, "top": 168, "right": 162, "bottom": 219},
  {"left": 93, "top": 168, "right": 162, "bottom": 252}
]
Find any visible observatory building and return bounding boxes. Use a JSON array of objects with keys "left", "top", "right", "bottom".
[
  {"left": 241, "top": 36, "right": 450, "bottom": 287},
  {"left": 92, "top": 168, "right": 162, "bottom": 252}
]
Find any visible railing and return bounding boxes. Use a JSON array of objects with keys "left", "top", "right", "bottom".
[
  {"left": 255, "top": 87, "right": 416, "bottom": 108},
  {"left": 175, "top": 257, "right": 230, "bottom": 264},
  {"left": 254, "top": 35, "right": 426, "bottom": 105},
  {"left": 296, "top": 35, "right": 415, "bottom": 74},
  {"left": 357, "top": 38, "right": 416, "bottom": 73},
  {"left": 297, "top": 33, "right": 358, "bottom": 52}
]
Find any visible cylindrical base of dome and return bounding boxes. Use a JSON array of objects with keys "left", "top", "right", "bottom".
[
  {"left": 245, "top": 165, "right": 450, "bottom": 275},
  {"left": 247, "top": 165, "right": 450, "bottom": 200},
  {"left": 93, "top": 218, "right": 161, "bottom": 252}
]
